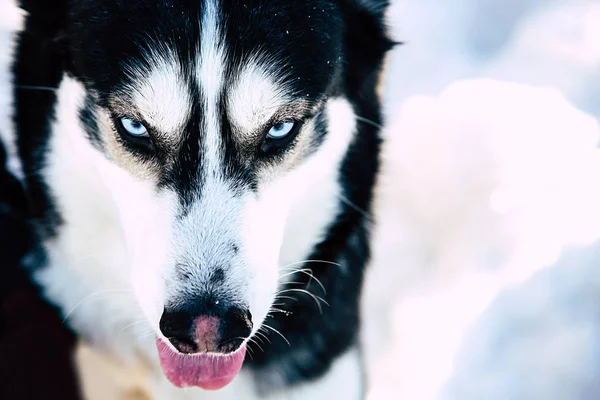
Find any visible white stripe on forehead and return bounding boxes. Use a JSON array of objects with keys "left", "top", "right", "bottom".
[
  {"left": 125, "top": 48, "right": 192, "bottom": 134},
  {"left": 197, "top": 0, "right": 226, "bottom": 177}
]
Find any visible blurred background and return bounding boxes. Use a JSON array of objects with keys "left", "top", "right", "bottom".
[
  {"left": 364, "top": 0, "right": 600, "bottom": 399},
  {"left": 2, "top": 0, "right": 600, "bottom": 399}
]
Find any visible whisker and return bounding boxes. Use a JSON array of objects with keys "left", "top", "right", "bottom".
[
  {"left": 255, "top": 330, "right": 272, "bottom": 344},
  {"left": 248, "top": 336, "right": 265, "bottom": 353},
  {"left": 279, "top": 260, "right": 341, "bottom": 269},
  {"left": 119, "top": 320, "right": 147, "bottom": 335},
  {"left": 261, "top": 324, "right": 290, "bottom": 347},
  {"left": 278, "top": 288, "right": 329, "bottom": 314},
  {"left": 273, "top": 295, "right": 299, "bottom": 303},
  {"left": 281, "top": 268, "right": 327, "bottom": 294},
  {"left": 253, "top": 333, "right": 266, "bottom": 345},
  {"left": 245, "top": 345, "right": 255, "bottom": 360},
  {"left": 278, "top": 288, "right": 328, "bottom": 305},
  {"left": 15, "top": 84, "right": 58, "bottom": 92},
  {"left": 278, "top": 270, "right": 305, "bottom": 280},
  {"left": 337, "top": 192, "right": 373, "bottom": 222},
  {"left": 134, "top": 329, "right": 157, "bottom": 342},
  {"left": 62, "top": 289, "right": 134, "bottom": 323},
  {"left": 268, "top": 307, "right": 288, "bottom": 315},
  {"left": 354, "top": 114, "right": 383, "bottom": 129}
]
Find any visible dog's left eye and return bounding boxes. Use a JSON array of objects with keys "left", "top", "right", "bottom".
[
  {"left": 119, "top": 117, "right": 148, "bottom": 137},
  {"left": 267, "top": 121, "right": 295, "bottom": 139},
  {"left": 260, "top": 119, "right": 302, "bottom": 155}
]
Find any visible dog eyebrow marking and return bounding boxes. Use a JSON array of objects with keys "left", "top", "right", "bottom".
[
  {"left": 197, "top": 0, "right": 226, "bottom": 178},
  {"left": 227, "top": 58, "right": 295, "bottom": 135},
  {"left": 123, "top": 49, "right": 192, "bottom": 136}
]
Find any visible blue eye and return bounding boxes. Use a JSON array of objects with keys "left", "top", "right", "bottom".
[
  {"left": 267, "top": 121, "right": 295, "bottom": 139},
  {"left": 119, "top": 117, "right": 148, "bottom": 137}
]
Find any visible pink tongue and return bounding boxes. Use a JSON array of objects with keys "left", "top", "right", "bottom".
[{"left": 156, "top": 339, "right": 246, "bottom": 390}]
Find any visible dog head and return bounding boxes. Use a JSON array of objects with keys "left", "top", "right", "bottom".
[{"left": 22, "top": 0, "right": 391, "bottom": 389}]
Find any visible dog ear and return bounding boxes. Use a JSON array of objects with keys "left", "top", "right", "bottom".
[
  {"left": 16, "top": 0, "right": 70, "bottom": 69},
  {"left": 19, "top": 0, "right": 70, "bottom": 79},
  {"left": 344, "top": 0, "right": 391, "bottom": 16},
  {"left": 334, "top": 0, "right": 396, "bottom": 100},
  {"left": 17, "top": 0, "right": 68, "bottom": 33}
]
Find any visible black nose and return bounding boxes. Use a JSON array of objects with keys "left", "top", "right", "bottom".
[{"left": 159, "top": 305, "right": 252, "bottom": 354}]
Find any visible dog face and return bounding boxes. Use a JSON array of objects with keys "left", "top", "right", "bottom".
[
  {"left": 15, "top": 0, "right": 394, "bottom": 390},
  {"left": 61, "top": 0, "right": 351, "bottom": 380}
]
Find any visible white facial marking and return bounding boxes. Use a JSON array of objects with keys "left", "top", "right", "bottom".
[
  {"left": 198, "top": 0, "right": 226, "bottom": 177},
  {"left": 36, "top": 76, "right": 165, "bottom": 362},
  {"left": 124, "top": 49, "right": 192, "bottom": 135},
  {"left": 228, "top": 59, "right": 293, "bottom": 133},
  {"left": 278, "top": 98, "right": 358, "bottom": 274},
  {"left": 168, "top": 179, "right": 246, "bottom": 303}
]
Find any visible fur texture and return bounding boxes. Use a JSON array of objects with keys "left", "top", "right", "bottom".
[{"left": 10, "top": 0, "right": 393, "bottom": 398}]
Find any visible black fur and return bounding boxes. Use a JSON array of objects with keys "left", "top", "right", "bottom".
[
  {"left": 0, "top": 140, "right": 34, "bottom": 295},
  {"left": 13, "top": 0, "right": 69, "bottom": 239},
  {"left": 13, "top": 0, "right": 394, "bottom": 393},
  {"left": 79, "top": 94, "right": 103, "bottom": 150}
]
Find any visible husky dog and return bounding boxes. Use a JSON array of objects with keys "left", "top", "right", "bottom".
[{"left": 7, "top": 0, "right": 392, "bottom": 398}]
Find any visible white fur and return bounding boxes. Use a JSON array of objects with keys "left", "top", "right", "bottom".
[
  {"left": 35, "top": 76, "right": 157, "bottom": 363},
  {"left": 197, "top": 0, "right": 226, "bottom": 177},
  {"left": 227, "top": 58, "right": 293, "bottom": 134},
  {"left": 127, "top": 50, "right": 192, "bottom": 135},
  {"left": 168, "top": 178, "right": 249, "bottom": 303}
]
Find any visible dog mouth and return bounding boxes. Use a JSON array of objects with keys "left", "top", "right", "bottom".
[{"left": 156, "top": 338, "right": 246, "bottom": 390}]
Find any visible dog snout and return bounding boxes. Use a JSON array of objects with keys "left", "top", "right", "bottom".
[{"left": 159, "top": 305, "right": 252, "bottom": 354}]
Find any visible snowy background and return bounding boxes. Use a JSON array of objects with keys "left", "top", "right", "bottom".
[
  {"left": 2, "top": 0, "right": 600, "bottom": 399},
  {"left": 363, "top": 0, "right": 600, "bottom": 399}
]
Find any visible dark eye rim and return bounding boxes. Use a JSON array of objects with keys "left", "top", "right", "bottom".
[
  {"left": 260, "top": 119, "right": 303, "bottom": 154},
  {"left": 112, "top": 115, "right": 156, "bottom": 153},
  {"left": 120, "top": 117, "right": 148, "bottom": 136}
]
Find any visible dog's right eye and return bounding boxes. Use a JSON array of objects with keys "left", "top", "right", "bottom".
[{"left": 119, "top": 117, "right": 149, "bottom": 137}]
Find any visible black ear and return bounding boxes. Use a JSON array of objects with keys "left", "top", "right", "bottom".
[
  {"left": 15, "top": 0, "right": 70, "bottom": 84},
  {"left": 345, "top": 0, "right": 391, "bottom": 16},
  {"left": 334, "top": 0, "right": 396, "bottom": 102},
  {"left": 18, "top": 0, "right": 69, "bottom": 41}
]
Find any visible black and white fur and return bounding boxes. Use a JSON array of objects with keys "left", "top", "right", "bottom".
[{"left": 6, "top": 0, "right": 393, "bottom": 398}]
